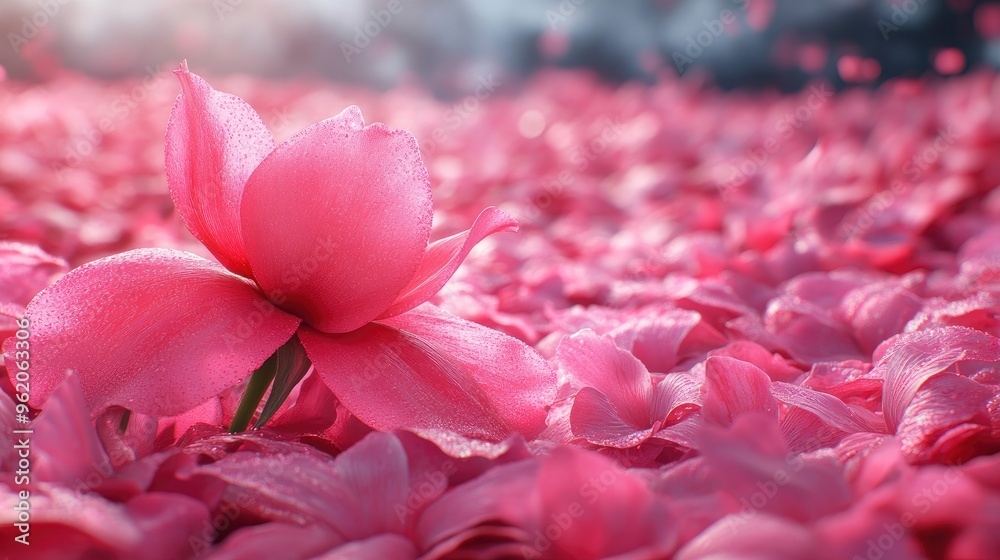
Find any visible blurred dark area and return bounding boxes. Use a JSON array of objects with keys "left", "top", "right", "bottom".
[{"left": 1, "top": 0, "right": 999, "bottom": 94}]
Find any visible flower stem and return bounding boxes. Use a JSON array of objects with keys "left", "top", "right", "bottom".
[
  {"left": 254, "top": 336, "right": 312, "bottom": 429},
  {"left": 229, "top": 353, "right": 278, "bottom": 433}
]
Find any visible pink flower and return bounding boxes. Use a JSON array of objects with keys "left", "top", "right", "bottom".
[{"left": 6, "top": 63, "right": 555, "bottom": 441}]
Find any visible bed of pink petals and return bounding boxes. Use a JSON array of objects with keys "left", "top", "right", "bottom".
[{"left": 3, "top": 67, "right": 1000, "bottom": 559}]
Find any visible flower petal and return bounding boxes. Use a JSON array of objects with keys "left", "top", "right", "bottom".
[
  {"left": 675, "top": 514, "right": 819, "bottom": 560},
  {"left": 875, "top": 326, "right": 1000, "bottom": 432},
  {"left": 840, "top": 281, "right": 922, "bottom": 356},
  {"left": 537, "top": 446, "right": 676, "bottom": 559},
  {"left": 651, "top": 372, "right": 703, "bottom": 424},
  {"left": 197, "top": 432, "right": 409, "bottom": 539},
  {"left": 650, "top": 414, "right": 703, "bottom": 449},
  {"left": 165, "top": 62, "right": 275, "bottom": 277},
  {"left": 557, "top": 329, "right": 651, "bottom": 420},
  {"left": 701, "top": 356, "right": 779, "bottom": 426},
  {"left": 317, "top": 534, "right": 417, "bottom": 560},
  {"left": 0, "top": 241, "right": 67, "bottom": 306},
  {"left": 558, "top": 329, "right": 664, "bottom": 447},
  {"left": 708, "top": 340, "right": 803, "bottom": 382},
  {"left": 266, "top": 369, "right": 339, "bottom": 434},
  {"left": 31, "top": 374, "right": 111, "bottom": 483},
  {"left": 379, "top": 206, "right": 518, "bottom": 319},
  {"left": 240, "top": 106, "right": 433, "bottom": 333},
  {"left": 897, "top": 373, "right": 995, "bottom": 463},
  {"left": 205, "top": 523, "right": 344, "bottom": 560},
  {"left": 299, "top": 304, "right": 556, "bottom": 440},
  {"left": 6, "top": 249, "right": 300, "bottom": 416},
  {"left": 0, "top": 487, "right": 210, "bottom": 560},
  {"left": 771, "top": 381, "right": 883, "bottom": 434},
  {"left": 415, "top": 459, "right": 541, "bottom": 551},
  {"left": 570, "top": 387, "right": 656, "bottom": 448},
  {"left": 697, "top": 414, "right": 853, "bottom": 522},
  {"left": 609, "top": 308, "right": 727, "bottom": 373}
]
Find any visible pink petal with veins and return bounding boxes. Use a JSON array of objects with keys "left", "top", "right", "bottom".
[
  {"left": 608, "top": 308, "right": 727, "bottom": 374},
  {"left": 300, "top": 304, "right": 555, "bottom": 440},
  {"left": 379, "top": 206, "right": 518, "bottom": 319},
  {"left": 559, "top": 330, "right": 651, "bottom": 430},
  {"left": 415, "top": 458, "right": 541, "bottom": 551},
  {"left": 196, "top": 433, "right": 409, "bottom": 540},
  {"left": 771, "top": 381, "right": 883, "bottom": 434},
  {"left": 875, "top": 327, "right": 1000, "bottom": 432},
  {"left": 897, "top": 373, "right": 995, "bottom": 463},
  {"left": 240, "top": 106, "right": 432, "bottom": 333},
  {"left": 4, "top": 248, "right": 300, "bottom": 416},
  {"left": 0, "top": 487, "right": 210, "bottom": 560},
  {"left": 557, "top": 330, "right": 649, "bottom": 401},
  {"left": 651, "top": 372, "right": 702, "bottom": 424},
  {"left": 571, "top": 387, "right": 656, "bottom": 448},
  {"left": 165, "top": 63, "right": 275, "bottom": 278},
  {"left": 701, "top": 356, "right": 779, "bottom": 426}
]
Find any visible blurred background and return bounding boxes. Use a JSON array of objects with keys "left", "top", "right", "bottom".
[{"left": 2, "top": 0, "right": 999, "bottom": 94}]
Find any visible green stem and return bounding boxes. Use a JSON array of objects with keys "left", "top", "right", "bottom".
[
  {"left": 229, "top": 353, "right": 278, "bottom": 433},
  {"left": 253, "top": 337, "right": 312, "bottom": 430}
]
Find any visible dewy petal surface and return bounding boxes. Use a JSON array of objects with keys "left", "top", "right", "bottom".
[
  {"left": 299, "top": 303, "right": 556, "bottom": 440},
  {"left": 241, "top": 106, "right": 433, "bottom": 333},
  {"left": 875, "top": 326, "right": 1000, "bottom": 432},
  {"left": 378, "top": 206, "right": 519, "bottom": 319},
  {"left": 9, "top": 248, "right": 301, "bottom": 416},
  {"left": 197, "top": 432, "right": 410, "bottom": 540},
  {"left": 771, "top": 381, "right": 883, "bottom": 434},
  {"left": 165, "top": 62, "right": 276, "bottom": 278}
]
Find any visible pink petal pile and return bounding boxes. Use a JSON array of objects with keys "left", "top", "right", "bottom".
[{"left": 2, "top": 62, "right": 1000, "bottom": 559}]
